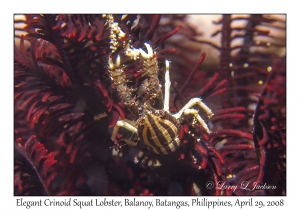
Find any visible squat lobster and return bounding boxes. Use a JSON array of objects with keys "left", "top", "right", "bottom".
[{"left": 105, "top": 15, "right": 214, "bottom": 154}]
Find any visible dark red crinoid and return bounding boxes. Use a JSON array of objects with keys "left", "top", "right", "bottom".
[{"left": 14, "top": 14, "right": 286, "bottom": 196}]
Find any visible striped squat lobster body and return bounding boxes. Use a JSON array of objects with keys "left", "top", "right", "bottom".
[{"left": 137, "top": 107, "right": 181, "bottom": 155}]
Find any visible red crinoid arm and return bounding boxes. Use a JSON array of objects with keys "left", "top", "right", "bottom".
[
  {"left": 77, "top": 22, "right": 89, "bottom": 42},
  {"left": 212, "top": 79, "right": 228, "bottom": 92},
  {"left": 19, "top": 93, "right": 39, "bottom": 110},
  {"left": 157, "top": 47, "right": 176, "bottom": 56},
  {"left": 109, "top": 110, "right": 120, "bottom": 128},
  {"left": 88, "top": 77, "right": 114, "bottom": 112},
  {"left": 66, "top": 141, "right": 74, "bottom": 155},
  {"left": 255, "top": 149, "right": 266, "bottom": 184},
  {"left": 212, "top": 168, "right": 221, "bottom": 196},
  {"left": 179, "top": 52, "right": 206, "bottom": 95},
  {"left": 16, "top": 135, "right": 58, "bottom": 195},
  {"left": 156, "top": 25, "right": 182, "bottom": 48},
  {"left": 211, "top": 129, "right": 253, "bottom": 141},
  {"left": 211, "top": 157, "right": 222, "bottom": 176},
  {"left": 188, "top": 73, "right": 219, "bottom": 99},
  {"left": 57, "top": 129, "right": 67, "bottom": 147},
  {"left": 113, "top": 103, "right": 125, "bottom": 120},
  {"left": 201, "top": 156, "right": 208, "bottom": 170},
  {"left": 214, "top": 107, "right": 246, "bottom": 115},
  {"left": 205, "top": 143, "right": 225, "bottom": 165},
  {"left": 144, "top": 15, "right": 161, "bottom": 41},
  {"left": 42, "top": 155, "right": 57, "bottom": 178},
  {"left": 195, "top": 143, "right": 208, "bottom": 169},
  {"left": 14, "top": 171, "right": 23, "bottom": 192},
  {"left": 31, "top": 142, "right": 48, "bottom": 165},
  {"left": 211, "top": 107, "right": 246, "bottom": 123},
  {"left": 41, "top": 91, "right": 53, "bottom": 102},
  {"left": 31, "top": 106, "right": 49, "bottom": 124},
  {"left": 258, "top": 124, "right": 268, "bottom": 147},
  {"left": 104, "top": 95, "right": 113, "bottom": 112},
  {"left": 195, "top": 142, "right": 207, "bottom": 155},
  {"left": 179, "top": 127, "right": 185, "bottom": 139},
  {"left": 14, "top": 35, "right": 32, "bottom": 69},
  {"left": 252, "top": 124, "right": 268, "bottom": 184},
  {"left": 26, "top": 100, "right": 39, "bottom": 122},
  {"left": 204, "top": 88, "right": 226, "bottom": 101},
  {"left": 94, "top": 17, "right": 105, "bottom": 41},
  {"left": 70, "top": 145, "right": 80, "bottom": 164},
  {"left": 93, "top": 80, "right": 108, "bottom": 97},
  {"left": 45, "top": 171, "right": 58, "bottom": 188},
  {"left": 211, "top": 113, "right": 245, "bottom": 122},
  {"left": 219, "top": 144, "right": 255, "bottom": 156}
]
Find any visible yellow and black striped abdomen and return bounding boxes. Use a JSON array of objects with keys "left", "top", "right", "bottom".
[{"left": 137, "top": 111, "right": 181, "bottom": 154}]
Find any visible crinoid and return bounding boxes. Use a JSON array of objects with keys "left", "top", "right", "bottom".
[{"left": 14, "top": 14, "right": 286, "bottom": 196}]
